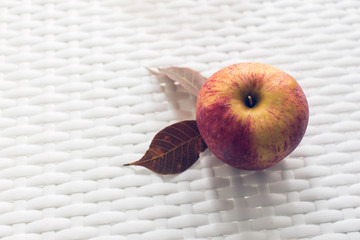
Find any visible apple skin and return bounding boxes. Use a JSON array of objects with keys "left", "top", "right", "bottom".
[{"left": 196, "top": 62, "right": 309, "bottom": 170}]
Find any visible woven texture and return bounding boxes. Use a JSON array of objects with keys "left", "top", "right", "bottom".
[{"left": 1, "top": 0, "right": 360, "bottom": 239}]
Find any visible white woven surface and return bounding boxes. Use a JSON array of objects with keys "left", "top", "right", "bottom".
[{"left": 0, "top": 0, "right": 360, "bottom": 239}]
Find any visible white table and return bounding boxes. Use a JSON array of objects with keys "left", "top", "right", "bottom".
[{"left": 0, "top": 0, "right": 359, "bottom": 239}]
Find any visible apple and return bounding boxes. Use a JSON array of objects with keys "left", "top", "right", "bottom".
[{"left": 196, "top": 62, "right": 309, "bottom": 170}]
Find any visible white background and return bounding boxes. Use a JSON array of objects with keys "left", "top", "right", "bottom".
[{"left": 0, "top": 0, "right": 360, "bottom": 239}]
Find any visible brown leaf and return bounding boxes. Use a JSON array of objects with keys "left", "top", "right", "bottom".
[
  {"left": 149, "top": 66, "right": 207, "bottom": 96},
  {"left": 124, "top": 120, "right": 207, "bottom": 174}
]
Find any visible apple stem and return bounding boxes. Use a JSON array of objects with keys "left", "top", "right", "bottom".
[{"left": 248, "top": 95, "right": 253, "bottom": 107}]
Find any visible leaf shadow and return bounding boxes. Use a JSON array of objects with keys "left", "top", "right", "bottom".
[{"left": 149, "top": 67, "right": 197, "bottom": 120}]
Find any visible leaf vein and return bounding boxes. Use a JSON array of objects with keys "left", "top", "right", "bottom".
[{"left": 139, "top": 134, "right": 202, "bottom": 165}]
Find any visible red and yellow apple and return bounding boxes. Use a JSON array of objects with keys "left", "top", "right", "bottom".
[{"left": 196, "top": 62, "right": 309, "bottom": 170}]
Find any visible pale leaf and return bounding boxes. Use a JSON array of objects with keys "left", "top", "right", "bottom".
[{"left": 149, "top": 66, "right": 207, "bottom": 96}]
